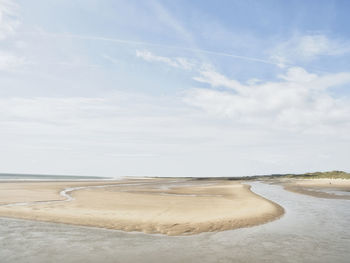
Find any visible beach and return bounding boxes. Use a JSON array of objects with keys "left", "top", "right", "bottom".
[
  {"left": 2, "top": 181, "right": 349, "bottom": 263},
  {"left": 279, "top": 179, "right": 350, "bottom": 200},
  {"left": 0, "top": 178, "right": 283, "bottom": 235}
]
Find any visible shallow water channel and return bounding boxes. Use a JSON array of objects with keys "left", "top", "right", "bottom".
[{"left": 0, "top": 182, "right": 349, "bottom": 263}]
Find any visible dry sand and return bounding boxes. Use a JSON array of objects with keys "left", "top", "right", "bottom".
[
  {"left": 0, "top": 179, "right": 284, "bottom": 235},
  {"left": 281, "top": 179, "right": 350, "bottom": 200}
]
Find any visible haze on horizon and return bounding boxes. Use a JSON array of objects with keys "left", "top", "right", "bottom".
[{"left": 1, "top": 0, "right": 350, "bottom": 177}]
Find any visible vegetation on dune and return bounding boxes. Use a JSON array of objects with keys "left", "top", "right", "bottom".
[
  {"left": 155, "top": 171, "right": 350, "bottom": 180},
  {"left": 285, "top": 170, "right": 350, "bottom": 179},
  {"left": 190, "top": 171, "right": 350, "bottom": 181}
]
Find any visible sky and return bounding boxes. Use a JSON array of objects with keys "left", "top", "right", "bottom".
[{"left": 0, "top": 0, "right": 350, "bottom": 177}]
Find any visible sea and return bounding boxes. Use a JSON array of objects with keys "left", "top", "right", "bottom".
[{"left": 0, "top": 173, "right": 112, "bottom": 180}]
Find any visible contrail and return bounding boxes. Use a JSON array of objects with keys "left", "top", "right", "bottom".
[{"left": 22, "top": 32, "right": 282, "bottom": 66}]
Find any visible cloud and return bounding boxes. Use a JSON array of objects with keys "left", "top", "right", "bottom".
[
  {"left": 0, "top": 1, "right": 24, "bottom": 71},
  {"left": 0, "top": 93, "right": 223, "bottom": 176},
  {"left": 270, "top": 34, "right": 350, "bottom": 65},
  {"left": 1, "top": 1, "right": 349, "bottom": 176},
  {"left": 27, "top": 31, "right": 283, "bottom": 68},
  {"left": 0, "top": 0, "right": 19, "bottom": 39},
  {"left": 2, "top": 89, "right": 349, "bottom": 177},
  {"left": 135, "top": 49, "right": 350, "bottom": 133},
  {"left": 193, "top": 66, "right": 244, "bottom": 92},
  {"left": 136, "top": 50, "right": 195, "bottom": 70},
  {"left": 0, "top": 50, "right": 25, "bottom": 71},
  {"left": 185, "top": 66, "right": 350, "bottom": 131},
  {"left": 149, "top": 0, "right": 195, "bottom": 46},
  {"left": 278, "top": 67, "right": 317, "bottom": 82}
]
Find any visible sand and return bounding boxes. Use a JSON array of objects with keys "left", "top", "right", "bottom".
[
  {"left": 0, "top": 179, "right": 284, "bottom": 236},
  {"left": 281, "top": 179, "right": 350, "bottom": 200}
]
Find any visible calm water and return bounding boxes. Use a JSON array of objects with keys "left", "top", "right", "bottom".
[
  {"left": 0, "top": 182, "right": 349, "bottom": 263},
  {"left": 0, "top": 173, "right": 111, "bottom": 180}
]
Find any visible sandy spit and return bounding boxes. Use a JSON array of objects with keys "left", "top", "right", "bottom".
[
  {"left": 0, "top": 178, "right": 284, "bottom": 236},
  {"left": 280, "top": 179, "right": 350, "bottom": 200}
]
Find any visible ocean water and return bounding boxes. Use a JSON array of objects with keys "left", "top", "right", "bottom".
[
  {"left": 0, "top": 173, "right": 111, "bottom": 180},
  {"left": 0, "top": 182, "right": 349, "bottom": 263}
]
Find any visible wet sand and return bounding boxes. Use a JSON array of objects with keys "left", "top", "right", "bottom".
[
  {"left": 0, "top": 179, "right": 284, "bottom": 235},
  {"left": 280, "top": 179, "right": 350, "bottom": 200},
  {"left": 1, "top": 182, "right": 350, "bottom": 263}
]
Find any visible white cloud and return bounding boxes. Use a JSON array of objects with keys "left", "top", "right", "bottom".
[
  {"left": 1, "top": 90, "right": 350, "bottom": 177},
  {"left": 148, "top": 0, "right": 197, "bottom": 49},
  {"left": 135, "top": 48, "right": 350, "bottom": 134},
  {"left": 0, "top": 50, "right": 25, "bottom": 70},
  {"left": 0, "top": 0, "right": 19, "bottom": 39},
  {"left": 0, "top": 1, "right": 24, "bottom": 71},
  {"left": 193, "top": 66, "right": 244, "bottom": 93},
  {"left": 136, "top": 50, "right": 195, "bottom": 70},
  {"left": 270, "top": 34, "right": 350, "bottom": 65},
  {"left": 185, "top": 66, "right": 350, "bottom": 131},
  {"left": 278, "top": 67, "right": 317, "bottom": 83},
  {"left": 1, "top": 1, "right": 350, "bottom": 178},
  {"left": 296, "top": 35, "right": 331, "bottom": 58},
  {"left": 0, "top": 93, "right": 224, "bottom": 176}
]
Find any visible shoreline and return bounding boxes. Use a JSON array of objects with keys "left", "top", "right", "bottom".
[
  {"left": 276, "top": 179, "right": 350, "bottom": 200},
  {"left": 0, "top": 179, "right": 284, "bottom": 236}
]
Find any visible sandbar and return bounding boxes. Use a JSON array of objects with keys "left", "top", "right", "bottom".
[
  {"left": 280, "top": 179, "right": 350, "bottom": 200},
  {"left": 0, "top": 178, "right": 284, "bottom": 235}
]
